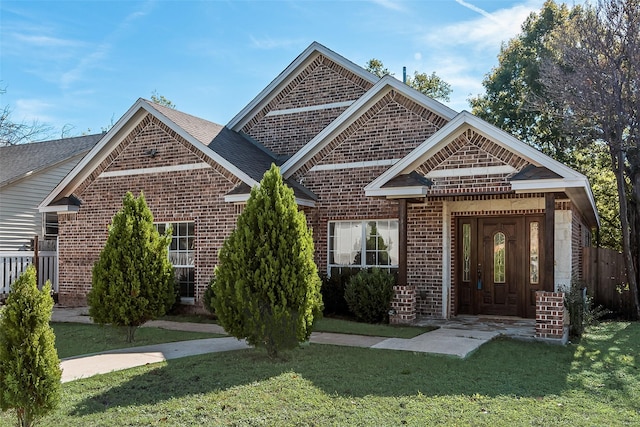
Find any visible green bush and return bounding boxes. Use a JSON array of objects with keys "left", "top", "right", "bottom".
[
  {"left": 212, "top": 165, "right": 323, "bottom": 359},
  {"left": 0, "top": 265, "right": 61, "bottom": 427},
  {"left": 88, "top": 192, "right": 176, "bottom": 342},
  {"left": 344, "top": 268, "right": 395, "bottom": 324},
  {"left": 564, "top": 280, "right": 611, "bottom": 339},
  {"left": 320, "top": 269, "right": 358, "bottom": 316}
]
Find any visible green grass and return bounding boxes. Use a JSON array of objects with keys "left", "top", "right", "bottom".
[
  {"left": 52, "top": 323, "right": 223, "bottom": 359},
  {"left": 161, "top": 313, "right": 436, "bottom": 338},
  {"left": 313, "top": 316, "right": 437, "bottom": 338},
  {"left": 2, "top": 321, "right": 638, "bottom": 426}
]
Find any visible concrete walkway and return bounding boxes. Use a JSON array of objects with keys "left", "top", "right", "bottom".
[{"left": 51, "top": 307, "right": 529, "bottom": 383}]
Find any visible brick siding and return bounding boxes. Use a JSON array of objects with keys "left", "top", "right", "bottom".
[{"left": 57, "top": 117, "right": 241, "bottom": 306}]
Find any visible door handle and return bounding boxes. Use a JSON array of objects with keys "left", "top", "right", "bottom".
[{"left": 477, "top": 264, "right": 482, "bottom": 290}]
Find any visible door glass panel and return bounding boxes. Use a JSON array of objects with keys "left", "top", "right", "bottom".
[
  {"left": 530, "top": 222, "right": 539, "bottom": 284},
  {"left": 494, "top": 232, "right": 506, "bottom": 283},
  {"left": 463, "top": 223, "right": 471, "bottom": 282}
]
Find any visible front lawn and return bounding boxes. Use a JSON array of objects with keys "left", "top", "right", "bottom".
[
  {"left": 52, "top": 323, "right": 222, "bottom": 358},
  {"left": 1, "top": 322, "right": 637, "bottom": 426}
]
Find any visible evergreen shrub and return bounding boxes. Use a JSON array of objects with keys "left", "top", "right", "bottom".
[
  {"left": 0, "top": 265, "right": 61, "bottom": 427},
  {"left": 344, "top": 268, "right": 395, "bottom": 324}
]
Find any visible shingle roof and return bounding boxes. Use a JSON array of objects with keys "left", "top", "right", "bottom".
[
  {"left": 144, "top": 100, "right": 223, "bottom": 145},
  {"left": 208, "top": 128, "right": 280, "bottom": 182},
  {"left": 208, "top": 128, "right": 317, "bottom": 201},
  {"left": 0, "top": 134, "right": 103, "bottom": 187},
  {"left": 510, "top": 164, "right": 563, "bottom": 181}
]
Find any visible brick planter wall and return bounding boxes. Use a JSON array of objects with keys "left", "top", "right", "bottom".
[
  {"left": 389, "top": 285, "right": 416, "bottom": 325},
  {"left": 535, "top": 291, "right": 568, "bottom": 344}
]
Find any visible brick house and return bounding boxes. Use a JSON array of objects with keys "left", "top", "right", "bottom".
[{"left": 40, "top": 42, "right": 598, "bottom": 329}]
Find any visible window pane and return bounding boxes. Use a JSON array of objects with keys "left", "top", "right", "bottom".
[
  {"left": 494, "top": 232, "right": 506, "bottom": 283},
  {"left": 463, "top": 223, "right": 471, "bottom": 282},
  {"left": 328, "top": 220, "right": 398, "bottom": 273},
  {"left": 530, "top": 222, "right": 539, "bottom": 284}
]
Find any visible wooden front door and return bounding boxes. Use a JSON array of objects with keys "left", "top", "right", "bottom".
[{"left": 456, "top": 216, "right": 544, "bottom": 318}]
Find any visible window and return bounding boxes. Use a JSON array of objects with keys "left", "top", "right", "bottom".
[
  {"left": 43, "top": 212, "right": 58, "bottom": 237},
  {"left": 494, "top": 232, "right": 506, "bottom": 283},
  {"left": 156, "top": 222, "right": 195, "bottom": 299},
  {"left": 530, "top": 222, "right": 539, "bottom": 284},
  {"left": 328, "top": 220, "right": 398, "bottom": 276},
  {"left": 462, "top": 223, "right": 471, "bottom": 282}
]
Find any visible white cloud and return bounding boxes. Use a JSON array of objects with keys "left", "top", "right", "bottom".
[
  {"left": 58, "top": 2, "right": 153, "bottom": 89},
  {"left": 14, "top": 98, "right": 55, "bottom": 123},
  {"left": 425, "top": 0, "right": 544, "bottom": 51},
  {"left": 369, "top": 0, "right": 406, "bottom": 12},
  {"left": 249, "top": 35, "right": 305, "bottom": 50}
]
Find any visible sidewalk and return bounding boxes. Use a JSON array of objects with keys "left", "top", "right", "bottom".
[{"left": 52, "top": 307, "right": 507, "bottom": 383}]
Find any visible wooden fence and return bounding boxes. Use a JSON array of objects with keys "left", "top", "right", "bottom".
[
  {"left": 0, "top": 251, "right": 58, "bottom": 296},
  {"left": 583, "top": 247, "right": 633, "bottom": 318}
]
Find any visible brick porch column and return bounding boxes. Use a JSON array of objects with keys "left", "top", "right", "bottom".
[
  {"left": 535, "top": 291, "right": 568, "bottom": 344},
  {"left": 389, "top": 284, "right": 416, "bottom": 325}
]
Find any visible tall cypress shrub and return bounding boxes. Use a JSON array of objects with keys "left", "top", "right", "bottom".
[
  {"left": 0, "top": 265, "right": 61, "bottom": 427},
  {"left": 211, "top": 164, "right": 323, "bottom": 359},
  {"left": 88, "top": 191, "right": 175, "bottom": 342}
]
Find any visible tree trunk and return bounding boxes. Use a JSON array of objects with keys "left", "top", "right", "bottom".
[{"left": 613, "top": 148, "right": 640, "bottom": 319}]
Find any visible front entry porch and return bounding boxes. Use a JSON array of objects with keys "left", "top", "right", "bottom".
[{"left": 416, "top": 315, "right": 537, "bottom": 341}]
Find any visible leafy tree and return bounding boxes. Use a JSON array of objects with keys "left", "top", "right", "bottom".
[
  {"left": 469, "top": 0, "right": 576, "bottom": 163},
  {"left": 150, "top": 90, "right": 176, "bottom": 109},
  {"left": 365, "top": 58, "right": 393, "bottom": 78},
  {"left": 468, "top": 0, "right": 622, "bottom": 251},
  {"left": 0, "top": 85, "right": 52, "bottom": 146},
  {"left": 540, "top": 0, "right": 640, "bottom": 317},
  {"left": 211, "top": 164, "right": 323, "bottom": 359},
  {"left": 88, "top": 192, "right": 175, "bottom": 342},
  {"left": 0, "top": 265, "right": 61, "bottom": 427},
  {"left": 365, "top": 59, "right": 452, "bottom": 101}
]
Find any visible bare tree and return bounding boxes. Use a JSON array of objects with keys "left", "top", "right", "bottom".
[
  {"left": 0, "top": 87, "right": 52, "bottom": 146},
  {"left": 541, "top": 0, "right": 640, "bottom": 317}
]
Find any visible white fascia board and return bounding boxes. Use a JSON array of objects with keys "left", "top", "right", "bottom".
[
  {"left": 510, "top": 178, "right": 587, "bottom": 192},
  {"left": 224, "top": 192, "right": 316, "bottom": 208},
  {"left": 282, "top": 76, "right": 457, "bottom": 179},
  {"left": 224, "top": 194, "right": 250, "bottom": 203},
  {"left": 227, "top": 42, "right": 379, "bottom": 131},
  {"left": 38, "top": 205, "right": 80, "bottom": 213},
  {"left": 364, "top": 186, "right": 428, "bottom": 198}
]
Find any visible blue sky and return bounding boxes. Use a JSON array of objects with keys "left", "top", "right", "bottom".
[{"left": 1, "top": 0, "right": 572, "bottom": 139}]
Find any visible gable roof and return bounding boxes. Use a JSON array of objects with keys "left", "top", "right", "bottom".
[
  {"left": 227, "top": 42, "right": 379, "bottom": 132},
  {"left": 39, "top": 99, "right": 317, "bottom": 212},
  {"left": 0, "top": 134, "right": 102, "bottom": 187},
  {"left": 39, "top": 99, "right": 258, "bottom": 211},
  {"left": 280, "top": 75, "right": 457, "bottom": 178},
  {"left": 365, "top": 111, "right": 599, "bottom": 227}
]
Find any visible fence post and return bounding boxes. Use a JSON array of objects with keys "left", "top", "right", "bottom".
[{"left": 33, "top": 235, "right": 39, "bottom": 288}]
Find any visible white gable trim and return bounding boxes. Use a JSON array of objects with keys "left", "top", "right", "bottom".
[
  {"left": 224, "top": 192, "right": 316, "bottom": 208},
  {"left": 309, "top": 159, "right": 399, "bottom": 172},
  {"left": 281, "top": 76, "right": 457, "bottom": 179},
  {"left": 265, "top": 101, "right": 355, "bottom": 117},
  {"left": 426, "top": 165, "right": 517, "bottom": 178},
  {"left": 39, "top": 99, "right": 257, "bottom": 212},
  {"left": 99, "top": 162, "right": 211, "bottom": 178},
  {"left": 366, "top": 111, "right": 584, "bottom": 192},
  {"left": 227, "top": 42, "right": 378, "bottom": 131}
]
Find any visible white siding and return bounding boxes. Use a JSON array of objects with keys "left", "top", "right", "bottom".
[{"left": 0, "top": 159, "right": 78, "bottom": 251}]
